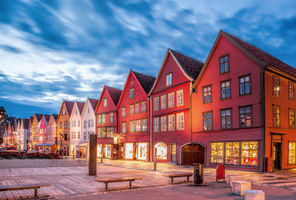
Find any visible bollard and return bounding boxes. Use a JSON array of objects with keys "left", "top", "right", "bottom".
[
  {"left": 153, "top": 155, "right": 157, "bottom": 171},
  {"left": 89, "top": 134, "right": 97, "bottom": 176},
  {"left": 100, "top": 146, "right": 103, "bottom": 164},
  {"left": 193, "top": 163, "right": 203, "bottom": 185}
]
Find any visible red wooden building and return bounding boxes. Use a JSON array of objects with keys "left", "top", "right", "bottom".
[
  {"left": 149, "top": 49, "right": 203, "bottom": 164},
  {"left": 116, "top": 70, "right": 155, "bottom": 161},
  {"left": 95, "top": 85, "right": 122, "bottom": 159},
  {"left": 191, "top": 30, "right": 296, "bottom": 172}
]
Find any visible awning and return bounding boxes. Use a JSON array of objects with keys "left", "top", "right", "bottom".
[{"left": 35, "top": 143, "right": 55, "bottom": 146}]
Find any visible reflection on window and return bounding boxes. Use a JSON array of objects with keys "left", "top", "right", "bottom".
[
  {"left": 155, "top": 142, "right": 167, "bottom": 160},
  {"left": 225, "top": 142, "right": 239, "bottom": 165},
  {"left": 125, "top": 143, "right": 134, "bottom": 159},
  {"left": 137, "top": 143, "right": 148, "bottom": 160},
  {"left": 289, "top": 142, "right": 296, "bottom": 165},
  {"left": 211, "top": 142, "right": 224, "bottom": 163},
  {"left": 241, "top": 141, "right": 258, "bottom": 166}
]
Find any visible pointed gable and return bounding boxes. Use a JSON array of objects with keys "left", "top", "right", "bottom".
[
  {"left": 44, "top": 115, "right": 50, "bottom": 123},
  {"left": 35, "top": 114, "right": 43, "bottom": 122},
  {"left": 76, "top": 102, "right": 85, "bottom": 114},
  {"left": 88, "top": 98, "right": 99, "bottom": 111},
  {"left": 133, "top": 71, "right": 156, "bottom": 94},
  {"left": 64, "top": 101, "right": 75, "bottom": 116},
  {"left": 95, "top": 85, "right": 122, "bottom": 114},
  {"left": 105, "top": 86, "right": 122, "bottom": 106}
]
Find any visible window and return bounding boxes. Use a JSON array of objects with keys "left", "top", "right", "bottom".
[
  {"left": 141, "top": 101, "right": 147, "bottom": 112},
  {"left": 160, "top": 116, "right": 167, "bottom": 132},
  {"left": 168, "top": 114, "right": 175, "bottom": 131},
  {"left": 161, "top": 95, "right": 167, "bottom": 110},
  {"left": 155, "top": 142, "right": 167, "bottom": 160},
  {"left": 64, "top": 121, "right": 68, "bottom": 129},
  {"left": 225, "top": 142, "right": 239, "bottom": 165},
  {"left": 77, "top": 131, "right": 80, "bottom": 139},
  {"left": 135, "top": 103, "right": 140, "bottom": 114},
  {"left": 136, "top": 120, "right": 141, "bottom": 132},
  {"left": 288, "top": 142, "right": 296, "bottom": 165},
  {"left": 221, "top": 109, "right": 232, "bottom": 129},
  {"left": 289, "top": 108, "right": 295, "bottom": 128},
  {"left": 273, "top": 105, "right": 280, "bottom": 127},
  {"left": 122, "top": 107, "right": 126, "bottom": 117},
  {"left": 78, "top": 120, "right": 80, "bottom": 127},
  {"left": 130, "top": 104, "right": 134, "bottom": 115},
  {"left": 122, "top": 122, "right": 126, "bottom": 134},
  {"left": 211, "top": 142, "right": 224, "bottom": 163},
  {"left": 239, "top": 106, "right": 252, "bottom": 128},
  {"left": 239, "top": 75, "right": 251, "bottom": 95},
  {"left": 273, "top": 76, "right": 280, "bottom": 97},
  {"left": 289, "top": 82, "right": 295, "bottom": 100},
  {"left": 154, "top": 97, "right": 159, "bottom": 111},
  {"left": 102, "top": 114, "right": 105, "bottom": 124},
  {"left": 88, "top": 120, "right": 90, "bottom": 128},
  {"left": 130, "top": 88, "right": 134, "bottom": 99},
  {"left": 202, "top": 86, "right": 212, "bottom": 103},
  {"left": 84, "top": 121, "right": 87, "bottom": 128},
  {"left": 203, "top": 112, "right": 213, "bottom": 131},
  {"left": 220, "top": 80, "right": 231, "bottom": 99},
  {"left": 168, "top": 92, "right": 174, "bottom": 108},
  {"left": 142, "top": 119, "right": 147, "bottom": 132},
  {"left": 166, "top": 73, "right": 172, "bottom": 87},
  {"left": 154, "top": 117, "right": 159, "bottom": 132},
  {"left": 176, "top": 112, "right": 184, "bottom": 130},
  {"left": 177, "top": 90, "right": 184, "bottom": 106},
  {"left": 110, "top": 112, "right": 114, "bottom": 123},
  {"left": 104, "top": 98, "right": 107, "bottom": 107},
  {"left": 219, "top": 55, "right": 229, "bottom": 74},
  {"left": 241, "top": 141, "right": 258, "bottom": 166},
  {"left": 84, "top": 132, "right": 87, "bottom": 140},
  {"left": 60, "top": 122, "right": 62, "bottom": 129},
  {"left": 130, "top": 121, "right": 135, "bottom": 133}
]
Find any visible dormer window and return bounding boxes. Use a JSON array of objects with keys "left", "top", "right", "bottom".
[
  {"left": 130, "top": 88, "right": 135, "bottom": 99},
  {"left": 166, "top": 73, "right": 172, "bottom": 87},
  {"left": 104, "top": 98, "right": 107, "bottom": 107},
  {"left": 219, "top": 55, "right": 229, "bottom": 74}
]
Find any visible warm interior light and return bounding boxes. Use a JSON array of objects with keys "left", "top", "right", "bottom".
[
  {"left": 137, "top": 143, "right": 147, "bottom": 160},
  {"left": 125, "top": 143, "right": 133, "bottom": 159}
]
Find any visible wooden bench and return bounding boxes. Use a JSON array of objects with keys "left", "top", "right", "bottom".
[
  {"left": 96, "top": 177, "right": 141, "bottom": 190},
  {"left": 0, "top": 183, "right": 50, "bottom": 198},
  {"left": 164, "top": 173, "right": 193, "bottom": 184}
]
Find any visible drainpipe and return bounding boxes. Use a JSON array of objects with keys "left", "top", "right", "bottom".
[
  {"left": 190, "top": 82, "right": 193, "bottom": 144},
  {"left": 149, "top": 96, "right": 153, "bottom": 162},
  {"left": 261, "top": 67, "right": 266, "bottom": 172}
]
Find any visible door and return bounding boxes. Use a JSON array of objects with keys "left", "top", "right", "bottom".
[
  {"left": 272, "top": 143, "right": 282, "bottom": 170},
  {"left": 170, "top": 143, "right": 176, "bottom": 163},
  {"left": 181, "top": 144, "right": 205, "bottom": 165}
]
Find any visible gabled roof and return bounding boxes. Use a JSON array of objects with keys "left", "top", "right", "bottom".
[
  {"left": 133, "top": 71, "right": 156, "bottom": 94},
  {"left": 44, "top": 115, "right": 50, "bottom": 123},
  {"left": 64, "top": 101, "right": 75, "bottom": 116},
  {"left": 52, "top": 114, "right": 58, "bottom": 121},
  {"left": 222, "top": 31, "right": 296, "bottom": 77},
  {"left": 105, "top": 86, "right": 122, "bottom": 106},
  {"left": 149, "top": 48, "right": 203, "bottom": 95},
  {"left": 88, "top": 98, "right": 98, "bottom": 111},
  {"left": 34, "top": 114, "right": 43, "bottom": 122},
  {"left": 76, "top": 102, "right": 85, "bottom": 114}
]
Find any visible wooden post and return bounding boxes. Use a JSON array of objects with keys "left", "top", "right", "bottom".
[
  {"left": 89, "top": 134, "right": 97, "bottom": 176},
  {"left": 153, "top": 148, "right": 157, "bottom": 171}
]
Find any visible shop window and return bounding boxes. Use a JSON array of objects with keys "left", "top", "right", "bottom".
[
  {"left": 272, "top": 105, "right": 280, "bottom": 128},
  {"left": 289, "top": 82, "right": 295, "bottom": 100},
  {"left": 177, "top": 90, "right": 184, "bottom": 106},
  {"left": 202, "top": 86, "right": 212, "bottom": 103},
  {"left": 154, "top": 97, "right": 159, "bottom": 111},
  {"left": 153, "top": 117, "right": 159, "bottom": 132},
  {"left": 137, "top": 143, "right": 148, "bottom": 160},
  {"left": 155, "top": 142, "right": 167, "bottom": 160},
  {"left": 160, "top": 116, "right": 167, "bottom": 132},
  {"left": 211, "top": 142, "right": 224, "bottom": 163},
  {"left": 288, "top": 108, "right": 295, "bottom": 128},
  {"left": 141, "top": 101, "right": 147, "bottom": 112},
  {"left": 97, "top": 144, "right": 102, "bottom": 158},
  {"left": 203, "top": 112, "right": 213, "bottom": 131},
  {"left": 241, "top": 141, "right": 258, "bottom": 166},
  {"left": 239, "top": 75, "right": 251, "bottom": 96},
  {"left": 225, "top": 142, "right": 239, "bottom": 165},
  {"left": 104, "top": 145, "right": 112, "bottom": 159},
  {"left": 125, "top": 143, "right": 134, "bottom": 159},
  {"left": 239, "top": 106, "right": 252, "bottom": 128},
  {"left": 288, "top": 142, "right": 296, "bottom": 165},
  {"left": 168, "top": 114, "right": 175, "bottom": 131},
  {"left": 220, "top": 109, "right": 232, "bottom": 129},
  {"left": 219, "top": 55, "right": 229, "bottom": 74},
  {"left": 168, "top": 92, "right": 174, "bottom": 108},
  {"left": 273, "top": 76, "right": 280, "bottom": 97},
  {"left": 161, "top": 95, "right": 167, "bottom": 110}
]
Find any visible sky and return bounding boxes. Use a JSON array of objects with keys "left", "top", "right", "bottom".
[{"left": 0, "top": 0, "right": 296, "bottom": 118}]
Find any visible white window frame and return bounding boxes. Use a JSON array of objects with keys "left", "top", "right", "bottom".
[
  {"left": 176, "top": 112, "right": 184, "bottom": 130},
  {"left": 177, "top": 89, "right": 184, "bottom": 106},
  {"left": 161, "top": 95, "right": 167, "bottom": 110}
]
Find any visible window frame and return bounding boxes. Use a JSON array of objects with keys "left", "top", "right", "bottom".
[
  {"left": 220, "top": 108, "right": 232, "bottom": 129},
  {"left": 220, "top": 79, "right": 231, "bottom": 100},
  {"left": 168, "top": 92, "right": 175, "bottom": 108},
  {"left": 130, "top": 88, "right": 135, "bottom": 99},
  {"left": 288, "top": 108, "right": 295, "bottom": 128},
  {"left": 176, "top": 89, "right": 184, "bottom": 106},
  {"left": 176, "top": 112, "right": 185, "bottom": 130},
  {"left": 272, "top": 104, "right": 281, "bottom": 128},
  {"left": 202, "top": 85, "right": 212, "bottom": 104},
  {"left": 103, "top": 98, "right": 107, "bottom": 107},
  {"left": 154, "top": 97, "right": 159, "bottom": 111},
  {"left": 273, "top": 76, "right": 280, "bottom": 97},
  {"left": 239, "top": 105, "right": 252, "bottom": 128},
  {"left": 219, "top": 54, "right": 230, "bottom": 74},
  {"left": 288, "top": 82, "right": 295, "bottom": 100},
  {"left": 203, "top": 111, "right": 213, "bottom": 131},
  {"left": 166, "top": 73, "right": 173, "bottom": 87},
  {"left": 239, "top": 74, "right": 252, "bottom": 96}
]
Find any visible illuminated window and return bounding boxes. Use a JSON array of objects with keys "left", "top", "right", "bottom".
[
  {"left": 136, "top": 120, "right": 141, "bottom": 132},
  {"left": 122, "top": 107, "right": 126, "bottom": 117},
  {"left": 104, "top": 145, "right": 112, "bottom": 159},
  {"left": 122, "top": 122, "right": 126, "bottom": 134},
  {"left": 103, "top": 98, "right": 107, "bottom": 107},
  {"left": 155, "top": 142, "right": 167, "bottom": 160},
  {"left": 137, "top": 143, "right": 148, "bottom": 160},
  {"left": 221, "top": 109, "right": 232, "bottom": 129},
  {"left": 160, "top": 116, "right": 167, "bottom": 132},
  {"left": 130, "top": 104, "right": 134, "bottom": 115},
  {"left": 141, "top": 101, "right": 147, "bottom": 112},
  {"left": 225, "top": 142, "right": 239, "bottom": 165},
  {"left": 97, "top": 144, "right": 102, "bottom": 158},
  {"left": 220, "top": 80, "right": 231, "bottom": 99},
  {"left": 219, "top": 55, "right": 229, "bottom": 74},
  {"left": 168, "top": 92, "right": 174, "bottom": 108},
  {"left": 176, "top": 112, "right": 184, "bottom": 130},
  {"left": 168, "top": 114, "right": 175, "bottom": 131},
  {"left": 273, "top": 76, "right": 280, "bottom": 97},
  {"left": 161, "top": 95, "right": 167, "bottom": 110},
  {"left": 130, "top": 88, "right": 135, "bottom": 99},
  {"left": 166, "top": 73, "right": 172, "bottom": 87},
  {"left": 289, "top": 108, "right": 295, "bottom": 128},
  {"left": 177, "top": 90, "right": 184, "bottom": 106},
  {"left": 130, "top": 121, "right": 135, "bottom": 133},
  {"left": 289, "top": 82, "right": 295, "bottom": 100},
  {"left": 239, "top": 106, "right": 252, "bottom": 128},
  {"left": 203, "top": 112, "right": 212, "bottom": 131},
  {"left": 110, "top": 112, "right": 114, "bottom": 123},
  {"left": 211, "top": 142, "right": 224, "bottom": 163},
  {"left": 289, "top": 142, "right": 296, "bottom": 165},
  {"left": 135, "top": 103, "right": 140, "bottom": 114},
  {"left": 273, "top": 105, "right": 280, "bottom": 128},
  {"left": 153, "top": 117, "right": 159, "bottom": 132},
  {"left": 239, "top": 75, "right": 251, "bottom": 95},
  {"left": 125, "top": 143, "right": 134, "bottom": 159},
  {"left": 202, "top": 86, "right": 212, "bottom": 103},
  {"left": 154, "top": 97, "right": 159, "bottom": 111},
  {"left": 241, "top": 141, "right": 258, "bottom": 166},
  {"left": 142, "top": 119, "right": 147, "bottom": 132}
]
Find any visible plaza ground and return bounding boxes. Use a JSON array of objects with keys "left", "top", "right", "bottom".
[{"left": 0, "top": 159, "right": 296, "bottom": 199}]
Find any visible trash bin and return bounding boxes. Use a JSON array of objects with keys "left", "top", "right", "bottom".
[{"left": 193, "top": 163, "right": 203, "bottom": 185}]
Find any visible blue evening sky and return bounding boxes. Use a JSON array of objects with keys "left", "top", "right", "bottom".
[{"left": 0, "top": 0, "right": 295, "bottom": 118}]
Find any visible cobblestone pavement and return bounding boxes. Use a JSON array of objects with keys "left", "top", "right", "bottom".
[{"left": 0, "top": 159, "right": 296, "bottom": 199}]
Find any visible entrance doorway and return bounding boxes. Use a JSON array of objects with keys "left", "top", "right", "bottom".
[
  {"left": 181, "top": 144, "right": 205, "bottom": 165},
  {"left": 272, "top": 143, "right": 282, "bottom": 170},
  {"left": 170, "top": 143, "right": 176, "bottom": 163}
]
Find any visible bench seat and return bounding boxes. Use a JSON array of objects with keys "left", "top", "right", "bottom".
[
  {"left": 96, "top": 177, "right": 141, "bottom": 190},
  {"left": 0, "top": 184, "right": 50, "bottom": 197},
  {"left": 164, "top": 173, "right": 193, "bottom": 184}
]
